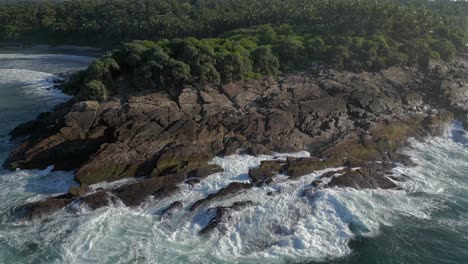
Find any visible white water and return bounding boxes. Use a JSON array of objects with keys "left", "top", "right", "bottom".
[
  {"left": 0, "top": 53, "right": 467, "bottom": 263},
  {"left": 0, "top": 54, "right": 96, "bottom": 63}
]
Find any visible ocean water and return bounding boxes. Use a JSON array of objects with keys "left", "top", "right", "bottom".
[{"left": 0, "top": 53, "right": 467, "bottom": 264}]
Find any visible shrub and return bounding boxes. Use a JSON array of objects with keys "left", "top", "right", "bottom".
[
  {"left": 251, "top": 46, "right": 280, "bottom": 77},
  {"left": 80, "top": 80, "right": 107, "bottom": 101},
  {"left": 430, "top": 39, "right": 456, "bottom": 61}
]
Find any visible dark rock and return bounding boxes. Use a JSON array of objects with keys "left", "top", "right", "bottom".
[
  {"left": 311, "top": 180, "right": 322, "bottom": 187},
  {"left": 78, "top": 191, "right": 115, "bottom": 210},
  {"left": 301, "top": 188, "right": 317, "bottom": 197},
  {"left": 286, "top": 157, "right": 333, "bottom": 178},
  {"left": 185, "top": 177, "right": 202, "bottom": 187},
  {"left": 68, "top": 184, "right": 90, "bottom": 197},
  {"left": 325, "top": 165, "right": 398, "bottom": 190},
  {"left": 161, "top": 201, "right": 183, "bottom": 218},
  {"left": 248, "top": 160, "right": 285, "bottom": 183},
  {"left": 113, "top": 175, "right": 183, "bottom": 206},
  {"left": 388, "top": 174, "right": 410, "bottom": 182},
  {"left": 153, "top": 186, "right": 180, "bottom": 200},
  {"left": 190, "top": 182, "right": 253, "bottom": 211},
  {"left": 13, "top": 190, "right": 114, "bottom": 220},
  {"left": 187, "top": 164, "right": 223, "bottom": 179},
  {"left": 200, "top": 201, "right": 254, "bottom": 235},
  {"left": 14, "top": 194, "right": 73, "bottom": 221}
]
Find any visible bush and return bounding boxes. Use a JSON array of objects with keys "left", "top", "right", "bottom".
[
  {"left": 251, "top": 46, "right": 280, "bottom": 77},
  {"left": 430, "top": 39, "right": 456, "bottom": 61},
  {"left": 80, "top": 80, "right": 107, "bottom": 101},
  {"left": 274, "top": 37, "right": 306, "bottom": 70}
]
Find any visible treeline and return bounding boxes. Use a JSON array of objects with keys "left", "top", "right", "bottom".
[
  {"left": 64, "top": 22, "right": 466, "bottom": 101},
  {"left": 400, "top": 0, "right": 468, "bottom": 33},
  {"left": 2, "top": 0, "right": 467, "bottom": 101},
  {"left": 0, "top": 0, "right": 467, "bottom": 46}
]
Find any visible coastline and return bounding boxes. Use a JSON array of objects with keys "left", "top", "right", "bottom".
[
  {"left": 3, "top": 53, "right": 467, "bottom": 221},
  {"left": 0, "top": 49, "right": 467, "bottom": 264}
]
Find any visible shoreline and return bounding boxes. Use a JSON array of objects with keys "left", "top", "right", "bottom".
[
  {"left": 3, "top": 54, "right": 467, "bottom": 221},
  {"left": 0, "top": 44, "right": 103, "bottom": 57},
  {"left": 0, "top": 51, "right": 467, "bottom": 262}
]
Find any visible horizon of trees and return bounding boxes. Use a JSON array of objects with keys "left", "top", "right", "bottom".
[
  {"left": 0, "top": 0, "right": 467, "bottom": 47},
  {"left": 1, "top": 0, "right": 467, "bottom": 101}
]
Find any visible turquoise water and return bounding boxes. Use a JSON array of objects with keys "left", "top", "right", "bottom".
[{"left": 0, "top": 53, "right": 467, "bottom": 263}]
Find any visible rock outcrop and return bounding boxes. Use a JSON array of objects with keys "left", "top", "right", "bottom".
[{"left": 5, "top": 54, "right": 468, "bottom": 220}]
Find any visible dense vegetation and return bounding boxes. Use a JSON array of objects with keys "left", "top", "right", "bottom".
[
  {"left": 1, "top": 0, "right": 467, "bottom": 46},
  {"left": 66, "top": 24, "right": 466, "bottom": 101},
  {"left": 1, "top": 0, "right": 467, "bottom": 100}
]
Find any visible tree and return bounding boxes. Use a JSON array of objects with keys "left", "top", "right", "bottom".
[
  {"left": 430, "top": 38, "right": 456, "bottom": 61},
  {"left": 305, "top": 37, "right": 326, "bottom": 60},
  {"left": 275, "top": 36, "right": 306, "bottom": 70},
  {"left": 327, "top": 45, "right": 350, "bottom": 69},
  {"left": 258, "top": 25, "right": 277, "bottom": 45},
  {"left": 251, "top": 46, "right": 279, "bottom": 76},
  {"left": 80, "top": 80, "right": 107, "bottom": 101}
]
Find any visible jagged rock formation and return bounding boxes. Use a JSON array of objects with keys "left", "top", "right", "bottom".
[{"left": 4, "top": 54, "right": 468, "bottom": 220}]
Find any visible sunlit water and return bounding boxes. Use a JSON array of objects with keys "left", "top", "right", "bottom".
[{"left": 0, "top": 53, "right": 467, "bottom": 264}]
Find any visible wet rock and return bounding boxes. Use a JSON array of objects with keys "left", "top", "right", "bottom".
[
  {"left": 68, "top": 184, "right": 90, "bottom": 197},
  {"left": 153, "top": 186, "right": 180, "bottom": 200},
  {"left": 311, "top": 180, "right": 322, "bottom": 187},
  {"left": 286, "top": 157, "right": 333, "bottom": 178},
  {"left": 161, "top": 201, "right": 183, "bottom": 218},
  {"left": 14, "top": 178, "right": 183, "bottom": 220},
  {"left": 423, "top": 111, "right": 454, "bottom": 136},
  {"left": 440, "top": 80, "right": 468, "bottom": 112},
  {"left": 78, "top": 191, "right": 115, "bottom": 210},
  {"left": 388, "top": 174, "right": 410, "bottom": 182},
  {"left": 190, "top": 182, "right": 253, "bottom": 211},
  {"left": 14, "top": 190, "right": 114, "bottom": 220},
  {"left": 248, "top": 160, "right": 285, "bottom": 183},
  {"left": 112, "top": 175, "right": 183, "bottom": 206},
  {"left": 301, "top": 188, "right": 317, "bottom": 197},
  {"left": 187, "top": 164, "right": 223, "bottom": 179},
  {"left": 14, "top": 194, "right": 73, "bottom": 221},
  {"left": 185, "top": 177, "right": 202, "bottom": 187},
  {"left": 325, "top": 164, "right": 398, "bottom": 190},
  {"left": 200, "top": 201, "right": 254, "bottom": 235}
]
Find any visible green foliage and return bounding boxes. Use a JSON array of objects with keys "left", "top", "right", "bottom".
[
  {"left": 399, "top": 39, "right": 433, "bottom": 70},
  {"left": 11, "top": 0, "right": 464, "bottom": 100},
  {"left": 274, "top": 36, "right": 306, "bottom": 70},
  {"left": 0, "top": 25, "right": 19, "bottom": 40},
  {"left": 251, "top": 46, "right": 279, "bottom": 76},
  {"left": 327, "top": 46, "right": 350, "bottom": 70},
  {"left": 430, "top": 39, "right": 456, "bottom": 61},
  {"left": 80, "top": 80, "right": 107, "bottom": 101},
  {"left": 0, "top": 0, "right": 466, "bottom": 48}
]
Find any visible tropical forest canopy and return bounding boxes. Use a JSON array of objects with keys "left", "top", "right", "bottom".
[
  {"left": 1, "top": 0, "right": 467, "bottom": 46},
  {"left": 1, "top": 0, "right": 467, "bottom": 100}
]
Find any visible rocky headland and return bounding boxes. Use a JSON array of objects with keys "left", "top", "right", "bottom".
[{"left": 4, "top": 54, "right": 468, "bottom": 226}]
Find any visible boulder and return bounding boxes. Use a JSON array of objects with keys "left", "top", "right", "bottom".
[
  {"left": 190, "top": 182, "right": 253, "bottom": 211},
  {"left": 248, "top": 160, "right": 285, "bottom": 183},
  {"left": 161, "top": 201, "right": 183, "bottom": 218},
  {"left": 286, "top": 157, "right": 334, "bottom": 178},
  {"left": 325, "top": 165, "right": 398, "bottom": 190},
  {"left": 200, "top": 201, "right": 254, "bottom": 235}
]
